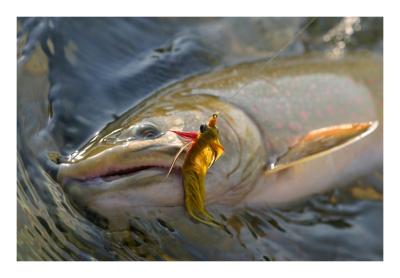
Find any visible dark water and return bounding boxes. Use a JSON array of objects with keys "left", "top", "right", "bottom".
[{"left": 17, "top": 17, "right": 383, "bottom": 260}]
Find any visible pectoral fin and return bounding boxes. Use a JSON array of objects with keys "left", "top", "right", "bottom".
[{"left": 267, "top": 121, "right": 379, "bottom": 173}]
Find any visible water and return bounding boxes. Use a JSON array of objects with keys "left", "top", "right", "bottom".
[{"left": 17, "top": 17, "right": 383, "bottom": 260}]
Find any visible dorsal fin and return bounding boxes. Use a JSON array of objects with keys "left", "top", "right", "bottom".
[{"left": 267, "top": 121, "right": 379, "bottom": 173}]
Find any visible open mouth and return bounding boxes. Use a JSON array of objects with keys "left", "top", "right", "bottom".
[
  {"left": 80, "top": 164, "right": 182, "bottom": 183},
  {"left": 58, "top": 134, "right": 186, "bottom": 184}
]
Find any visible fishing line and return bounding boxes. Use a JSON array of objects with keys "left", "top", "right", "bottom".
[
  {"left": 260, "top": 17, "right": 316, "bottom": 65},
  {"left": 229, "top": 17, "right": 317, "bottom": 99}
]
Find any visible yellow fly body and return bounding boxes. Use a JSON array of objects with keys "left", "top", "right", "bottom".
[{"left": 169, "top": 114, "right": 224, "bottom": 226}]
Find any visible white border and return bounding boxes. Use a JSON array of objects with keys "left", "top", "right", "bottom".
[{"left": 2, "top": 1, "right": 398, "bottom": 278}]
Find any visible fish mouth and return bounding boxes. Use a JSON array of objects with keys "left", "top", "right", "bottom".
[
  {"left": 81, "top": 164, "right": 181, "bottom": 183},
  {"left": 58, "top": 132, "right": 185, "bottom": 184}
]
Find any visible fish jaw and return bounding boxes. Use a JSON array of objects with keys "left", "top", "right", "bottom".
[{"left": 58, "top": 131, "right": 185, "bottom": 183}]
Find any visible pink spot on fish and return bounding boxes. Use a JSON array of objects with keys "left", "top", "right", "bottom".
[
  {"left": 275, "top": 122, "right": 284, "bottom": 129},
  {"left": 326, "top": 105, "right": 334, "bottom": 115},
  {"left": 288, "top": 122, "right": 300, "bottom": 131},
  {"left": 299, "top": 111, "right": 309, "bottom": 120}
]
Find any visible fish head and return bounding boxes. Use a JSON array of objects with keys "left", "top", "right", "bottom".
[{"left": 58, "top": 94, "right": 265, "bottom": 224}]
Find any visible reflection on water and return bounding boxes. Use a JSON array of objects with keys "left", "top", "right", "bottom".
[{"left": 17, "top": 17, "right": 383, "bottom": 260}]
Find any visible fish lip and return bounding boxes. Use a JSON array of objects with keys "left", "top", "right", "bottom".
[
  {"left": 74, "top": 164, "right": 181, "bottom": 183},
  {"left": 58, "top": 136, "right": 185, "bottom": 184},
  {"left": 99, "top": 143, "right": 184, "bottom": 182}
]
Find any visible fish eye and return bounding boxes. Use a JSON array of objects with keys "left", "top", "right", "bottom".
[
  {"left": 134, "top": 123, "right": 161, "bottom": 140},
  {"left": 212, "top": 113, "right": 218, "bottom": 118},
  {"left": 200, "top": 124, "right": 207, "bottom": 133}
]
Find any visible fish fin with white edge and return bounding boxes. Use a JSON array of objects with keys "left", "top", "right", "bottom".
[{"left": 266, "top": 121, "right": 379, "bottom": 174}]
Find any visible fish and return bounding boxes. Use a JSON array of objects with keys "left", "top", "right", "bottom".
[{"left": 57, "top": 52, "right": 383, "bottom": 229}]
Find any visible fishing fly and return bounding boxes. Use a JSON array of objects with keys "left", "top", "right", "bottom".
[{"left": 167, "top": 113, "right": 224, "bottom": 227}]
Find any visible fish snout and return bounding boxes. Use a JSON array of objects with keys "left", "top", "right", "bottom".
[{"left": 58, "top": 131, "right": 187, "bottom": 183}]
